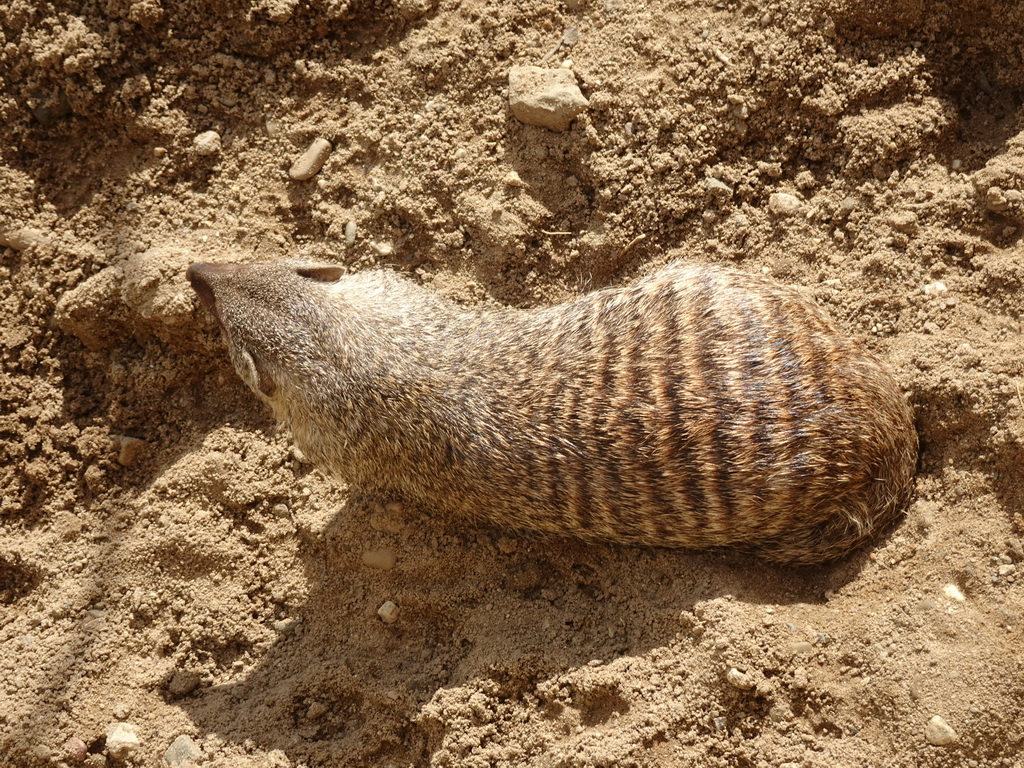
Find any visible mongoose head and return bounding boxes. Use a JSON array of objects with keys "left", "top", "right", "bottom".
[{"left": 186, "top": 261, "right": 350, "bottom": 422}]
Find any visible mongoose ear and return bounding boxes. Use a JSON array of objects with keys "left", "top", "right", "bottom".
[
  {"left": 240, "top": 349, "right": 277, "bottom": 397},
  {"left": 296, "top": 265, "right": 345, "bottom": 283}
]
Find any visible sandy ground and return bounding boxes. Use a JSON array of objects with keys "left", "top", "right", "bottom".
[{"left": 2, "top": 0, "right": 1024, "bottom": 766}]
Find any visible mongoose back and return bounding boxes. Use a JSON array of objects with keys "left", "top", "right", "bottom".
[{"left": 186, "top": 260, "right": 918, "bottom": 564}]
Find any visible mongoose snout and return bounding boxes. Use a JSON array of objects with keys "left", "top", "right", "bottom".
[{"left": 187, "top": 259, "right": 918, "bottom": 564}]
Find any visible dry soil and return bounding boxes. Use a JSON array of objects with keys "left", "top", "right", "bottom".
[{"left": 1, "top": 0, "right": 1023, "bottom": 766}]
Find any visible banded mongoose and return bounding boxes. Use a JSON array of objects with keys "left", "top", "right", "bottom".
[{"left": 186, "top": 260, "right": 918, "bottom": 564}]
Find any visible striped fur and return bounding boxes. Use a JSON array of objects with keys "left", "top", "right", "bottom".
[{"left": 187, "top": 261, "right": 918, "bottom": 564}]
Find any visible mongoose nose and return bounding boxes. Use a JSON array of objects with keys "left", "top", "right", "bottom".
[{"left": 187, "top": 262, "right": 240, "bottom": 318}]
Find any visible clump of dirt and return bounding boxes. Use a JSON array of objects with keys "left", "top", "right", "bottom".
[{"left": 1, "top": 0, "right": 1023, "bottom": 766}]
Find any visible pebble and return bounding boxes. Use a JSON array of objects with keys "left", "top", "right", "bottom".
[
  {"left": 788, "top": 641, "right": 815, "bottom": 656},
  {"left": 889, "top": 211, "right": 919, "bottom": 235},
  {"left": 377, "top": 600, "right": 400, "bottom": 624},
  {"left": 370, "top": 240, "right": 394, "bottom": 257},
  {"left": 984, "top": 186, "right": 1009, "bottom": 212},
  {"left": 922, "top": 280, "right": 948, "bottom": 296},
  {"left": 62, "top": 736, "right": 88, "bottom": 763},
  {"left": 705, "top": 177, "right": 733, "bottom": 200},
  {"left": 193, "top": 130, "right": 222, "bottom": 156},
  {"left": 167, "top": 669, "right": 200, "bottom": 697},
  {"left": 838, "top": 196, "right": 858, "bottom": 214},
  {"left": 0, "top": 226, "right": 50, "bottom": 251},
  {"left": 768, "top": 192, "right": 804, "bottom": 216},
  {"left": 942, "top": 584, "right": 966, "bottom": 603},
  {"left": 508, "top": 65, "right": 589, "bottom": 131},
  {"left": 997, "top": 563, "right": 1016, "bottom": 576},
  {"left": 272, "top": 617, "right": 300, "bottom": 634},
  {"left": 288, "top": 137, "right": 332, "bottom": 180},
  {"left": 306, "top": 700, "right": 329, "bottom": 720},
  {"left": 725, "top": 667, "right": 755, "bottom": 690},
  {"left": 163, "top": 734, "right": 202, "bottom": 768},
  {"left": 105, "top": 722, "right": 140, "bottom": 757},
  {"left": 116, "top": 436, "right": 149, "bottom": 467},
  {"left": 925, "top": 715, "right": 957, "bottom": 746},
  {"left": 362, "top": 549, "right": 397, "bottom": 570},
  {"left": 344, "top": 220, "right": 357, "bottom": 245}
]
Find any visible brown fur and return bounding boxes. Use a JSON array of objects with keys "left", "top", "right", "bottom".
[{"left": 186, "top": 260, "right": 918, "bottom": 564}]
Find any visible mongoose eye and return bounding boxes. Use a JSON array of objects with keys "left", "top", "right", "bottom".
[{"left": 296, "top": 265, "right": 345, "bottom": 283}]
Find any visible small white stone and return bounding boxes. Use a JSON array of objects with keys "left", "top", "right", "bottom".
[
  {"left": 193, "top": 130, "right": 221, "bottom": 156},
  {"left": 998, "top": 563, "right": 1016, "bottom": 576},
  {"left": 925, "top": 715, "right": 957, "bottom": 746},
  {"left": 344, "top": 220, "right": 357, "bottom": 245},
  {"left": 106, "top": 722, "right": 141, "bottom": 757},
  {"left": 768, "top": 192, "right": 804, "bottom": 216},
  {"left": 725, "top": 667, "right": 755, "bottom": 689},
  {"left": 942, "top": 584, "right": 965, "bottom": 601},
  {"left": 923, "top": 281, "right": 948, "bottom": 296},
  {"left": 377, "top": 600, "right": 400, "bottom": 624}
]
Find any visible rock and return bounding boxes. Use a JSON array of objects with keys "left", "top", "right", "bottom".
[
  {"left": 508, "top": 65, "right": 589, "bottom": 131},
  {"left": 788, "top": 641, "right": 815, "bottom": 656},
  {"left": 116, "top": 436, "right": 149, "bottom": 467},
  {"left": 377, "top": 600, "right": 400, "bottom": 624},
  {"left": 925, "top": 715, "right": 957, "bottom": 746},
  {"left": 193, "top": 130, "right": 222, "bottom": 156},
  {"left": 272, "top": 617, "right": 300, "bottom": 634},
  {"left": 289, "top": 137, "right": 332, "bottom": 180},
  {"left": 0, "top": 226, "right": 49, "bottom": 251},
  {"left": 705, "top": 177, "right": 734, "bottom": 200},
  {"left": 163, "top": 734, "right": 202, "bottom": 768},
  {"left": 306, "top": 701, "right": 328, "bottom": 721},
  {"left": 106, "top": 722, "right": 140, "bottom": 757},
  {"left": 62, "top": 736, "right": 88, "bottom": 763},
  {"left": 725, "top": 667, "right": 755, "bottom": 690},
  {"left": 167, "top": 669, "right": 200, "bottom": 697},
  {"left": 344, "top": 220, "right": 357, "bottom": 245},
  {"left": 888, "top": 210, "right": 919, "bottom": 235},
  {"left": 29, "top": 89, "right": 71, "bottom": 126},
  {"left": 768, "top": 192, "right": 804, "bottom": 216}
]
